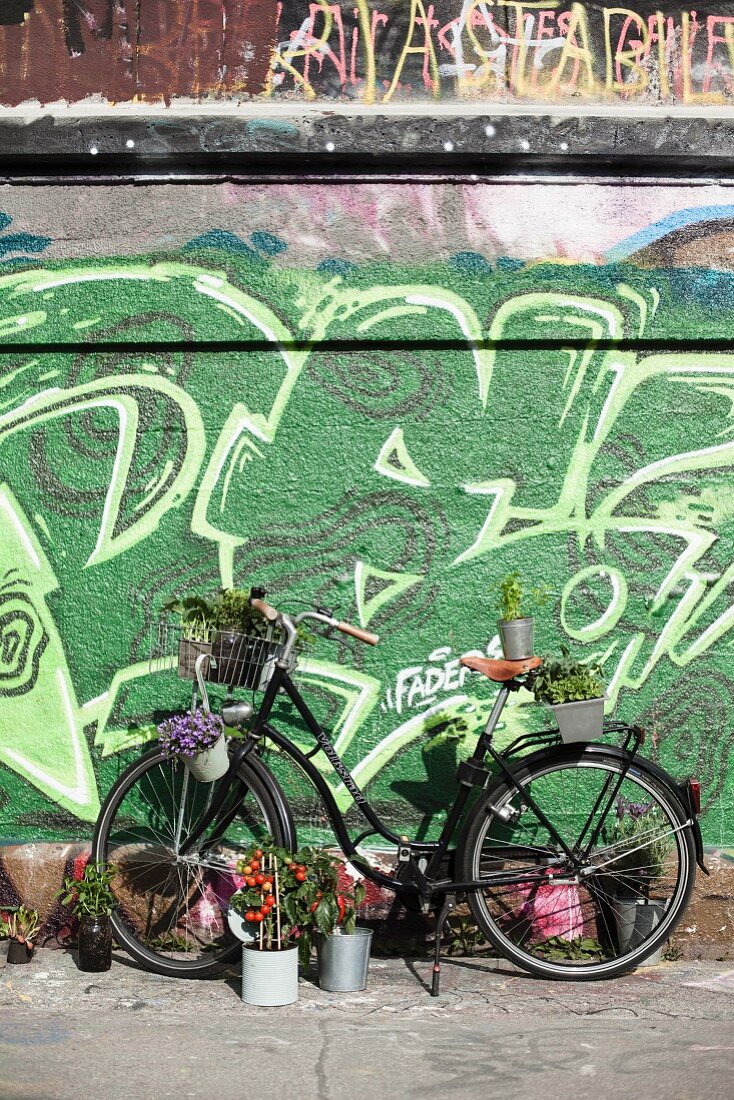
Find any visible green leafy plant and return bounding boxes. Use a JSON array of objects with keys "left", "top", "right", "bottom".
[
  {"left": 162, "top": 594, "right": 219, "bottom": 640},
  {"left": 534, "top": 935, "right": 606, "bottom": 961},
  {"left": 164, "top": 588, "right": 270, "bottom": 639},
  {"left": 601, "top": 797, "right": 672, "bottom": 886},
  {"left": 1, "top": 905, "right": 41, "bottom": 949},
  {"left": 56, "top": 862, "right": 116, "bottom": 919},
  {"left": 230, "top": 841, "right": 366, "bottom": 967},
  {"left": 533, "top": 646, "right": 604, "bottom": 705},
  {"left": 494, "top": 572, "right": 551, "bottom": 622},
  {"left": 444, "top": 909, "right": 492, "bottom": 956}
]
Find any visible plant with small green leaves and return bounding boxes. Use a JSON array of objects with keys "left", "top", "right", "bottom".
[
  {"left": 533, "top": 646, "right": 605, "bottom": 705},
  {"left": 162, "top": 594, "right": 219, "bottom": 640},
  {"left": 494, "top": 573, "right": 551, "bottom": 622},
  {"left": 534, "top": 935, "right": 606, "bottom": 961},
  {"left": 1, "top": 905, "right": 41, "bottom": 949},
  {"left": 56, "top": 863, "right": 116, "bottom": 919}
]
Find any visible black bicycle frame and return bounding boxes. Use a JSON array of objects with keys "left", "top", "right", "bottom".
[{"left": 182, "top": 661, "right": 630, "bottom": 899}]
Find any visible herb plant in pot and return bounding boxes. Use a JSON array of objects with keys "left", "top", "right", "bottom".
[
  {"left": 602, "top": 798, "right": 672, "bottom": 961},
  {"left": 57, "top": 863, "right": 116, "bottom": 972},
  {"left": 2, "top": 906, "right": 40, "bottom": 964},
  {"left": 494, "top": 573, "right": 549, "bottom": 660},
  {"left": 533, "top": 646, "right": 606, "bottom": 742},
  {"left": 157, "top": 706, "right": 228, "bottom": 783}
]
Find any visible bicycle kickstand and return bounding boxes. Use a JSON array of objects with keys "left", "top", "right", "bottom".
[{"left": 430, "top": 894, "right": 456, "bottom": 997}]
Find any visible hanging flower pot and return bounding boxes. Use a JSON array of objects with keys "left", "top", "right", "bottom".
[{"left": 157, "top": 708, "right": 229, "bottom": 783}]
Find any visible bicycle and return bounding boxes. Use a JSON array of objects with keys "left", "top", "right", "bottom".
[{"left": 92, "top": 588, "right": 706, "bottom": 990}]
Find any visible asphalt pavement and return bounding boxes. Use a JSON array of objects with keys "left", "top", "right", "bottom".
[{"left": 2, "top": 948, "right": 734, "bottom": 1099}]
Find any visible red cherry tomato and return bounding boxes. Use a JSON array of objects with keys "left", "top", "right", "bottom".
[
  {"left": 255, "top": 873, "right": 265, "bottom": 886},
  {"left": 254, "top": 849, "right": 263, "bottom": 859},
  {"left": 295, "top": 871, "right": 307, "bottom": 882},
  {"left": 250, "top": 860, "right": 260, "bottom": 871},
  {"left": 246, "top": 876, "right": 257, "bottom": 888},
  {"left": 253, "top": 912, "right": 264, "bottom": 923},
  {"left": 244, "top": 910, "right": 256, "bottom": 922}
]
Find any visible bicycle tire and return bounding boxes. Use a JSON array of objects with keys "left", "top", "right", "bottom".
[
  {"left": 92, "top": 744, "right": 296, "bottom": 979},
  {"left": 458, "top": 743, "right": 696, "bottom": 980}
]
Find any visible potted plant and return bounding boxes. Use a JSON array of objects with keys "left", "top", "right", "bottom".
[
  {"left": 229, "top": 842, "right": 311, "bottom": 1006},
  {"left": 2, "top": 905, "right": 40, "bottom": 963},
  {"left": 602, "top": 798, "right": 672, "bottom": 961},
  {"left": 307, "top": 852, "right": 369, "bottom": 993},
  {"left": 57, "top": 862, "right": 116, "bottom": 972},
  {"left": 162, "top": 594, "right": 218, "bottom": 678},
  {"left": 494, "top": 572, "right": 549, "bottom": 660},
  {"left": 156, "top": 706, "right": 228, "bottom": 782},
  {"left": 532, "top": 646, "right": 606, "bottom": 741}
]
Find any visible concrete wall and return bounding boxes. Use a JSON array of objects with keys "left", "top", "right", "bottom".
[{"left": 3, "top": 1, "right": 734, "bottom": 106}]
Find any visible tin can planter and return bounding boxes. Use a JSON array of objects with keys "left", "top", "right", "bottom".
[
  {"left": 550, "top": 696, "right": 606, "bottom": 743},
  {"left": 241, "top": 944, "right": 299, "bottom": 1006},
  {"left": 317, "top": 928, "right": 373, "bottom": 992},
  {"left": 77, "top": 915, "right": 112, "bottom": 973},
  {"left": 498, "top": 617, "right": 534, "bottom": 660},
  {"left": 184, "top": 735, "right": 229, "bottom": 783},
  {"left": 7, "top": 940, "right": 33, "bottom": 964}
]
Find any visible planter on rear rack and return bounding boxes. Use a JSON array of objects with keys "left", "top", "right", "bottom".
[
  {"left": 550, "top": 696, "right": 606, "bottom": 743},
  {"left": 498, "top": 617, "right": 534, "bottom": 661},
  {"left": 317, "top": 927, "right": 373, "bottom": 992}
]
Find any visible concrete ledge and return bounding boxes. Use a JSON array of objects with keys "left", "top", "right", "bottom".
[{"left": 1, "top": 111, "right": 734, "bottom": 172}]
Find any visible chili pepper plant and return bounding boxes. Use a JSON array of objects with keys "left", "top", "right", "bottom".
[{"left": 229, "top": 842, "right": 366, "bottom": 967}]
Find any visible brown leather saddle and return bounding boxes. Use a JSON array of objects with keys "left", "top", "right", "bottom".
[{"left": 460, "top": 654, "right": 542, "bottom": 683}]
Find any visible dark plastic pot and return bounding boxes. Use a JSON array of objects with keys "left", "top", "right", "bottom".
[
  {"left": 7, "top": 940, "right": 33, "bottom": 964},
  {"left": 78, "top": 915, "right": 112, "bottom": 972}
]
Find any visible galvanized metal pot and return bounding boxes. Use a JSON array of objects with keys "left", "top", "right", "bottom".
[
  {"left": 498, "top": 617, "right": 534, "bottom": 660},
  {"left": 612, "top": 896, "right": 667, "bottom": 964},
  {"left": 550, "top": 696, "right": 606, "bottom": 743},
  {"left": 241, "top": 944, "right": 299, "bottom": 1006},
  {"left": 184, "top": 735, "right": 229, "bottom": 783},
  {"left": 317, "top": 927, "right": 373, "bottom": 992}
]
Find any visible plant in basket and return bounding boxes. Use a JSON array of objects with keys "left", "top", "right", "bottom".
[
  {"left": 1, "top": 905, "right": 41, "bottom": 964},
  {"left": 156, "top": 707, "right": 228, "bottom": 783},
  {"left": 600, "top": 797, "right": 674, "bottom": 958},
  {"left": 56, "top": 863, "right": 116, "bottom": 972}
]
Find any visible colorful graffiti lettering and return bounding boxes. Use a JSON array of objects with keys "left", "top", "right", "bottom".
[
  {"left": 3, "top": 2, "right": 734, "bottom": 106},
  {"left": 2, "top": 190, "right": 734, "bottom": 846}
]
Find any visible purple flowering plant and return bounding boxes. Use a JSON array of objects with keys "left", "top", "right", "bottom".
[
  {"left": 156, "top": 707, "right": 224, "bottom": 760},
  {"left": 601, "top": 796, "right": 671, "bottom": 883}
]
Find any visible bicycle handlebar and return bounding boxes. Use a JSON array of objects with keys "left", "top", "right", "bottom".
[
  {"left": 335, "top": 620, "right": 379, "bottom": 646},
  {"left": 248, "top": 590, "right": 379, "bottom": 646}
]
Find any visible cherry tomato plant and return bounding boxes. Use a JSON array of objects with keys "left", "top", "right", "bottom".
[{"left": 229, "top": 840, "right": 366, "bottom": 967}]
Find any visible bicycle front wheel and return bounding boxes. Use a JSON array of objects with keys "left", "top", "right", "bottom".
[
  {"left": 92, "top": 745, "right": 295, "bottom": 978},
  {"left": 459, "top": 744, "right": 696, "bottom": 979}
]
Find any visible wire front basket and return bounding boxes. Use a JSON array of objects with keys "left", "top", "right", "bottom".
[{"left": 150, "top": 620, "right": 289, "bottom": 692}]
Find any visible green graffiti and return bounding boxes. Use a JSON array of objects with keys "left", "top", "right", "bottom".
[{"left": 2, "top": 250, "right": 734, "bottom": 840}]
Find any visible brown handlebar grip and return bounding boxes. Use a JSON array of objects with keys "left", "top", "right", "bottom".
[
  {"left": 250, "top": 597, "right": 279, "bottom": 623},
  {"left": 336, "top": 621, "right": 380, "bottom": 645}
]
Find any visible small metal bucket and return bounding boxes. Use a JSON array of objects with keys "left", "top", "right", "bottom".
[
  {"left": 612, "top": 897, "right": 667, "bottom": 964},
  {"left": 498, "top": 617, "right": 534, "bottom": 660},
  {"left": 317, "top": 928, "right": 373, "bottom": 992}
]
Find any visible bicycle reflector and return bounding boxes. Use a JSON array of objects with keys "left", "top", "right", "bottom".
[{"left": 688, "top": 779, "right": 702, "bottom": 815}]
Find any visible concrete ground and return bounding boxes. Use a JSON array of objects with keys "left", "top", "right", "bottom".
[{"left": 2, "top": 949, "right": 734, "bottom": 1100}]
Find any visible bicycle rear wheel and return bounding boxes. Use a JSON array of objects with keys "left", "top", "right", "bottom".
[
  {"left": 92, "top": 745, "right": 295, "bottom": 978},
  {"left": 459, "top": 744, "right": 696, "bottom": 979}
]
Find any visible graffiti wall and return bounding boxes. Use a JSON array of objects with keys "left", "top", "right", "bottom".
[
  {"left": 1, "top": 179, "right": 734, "bottom": 851},
  {"left": 2, "top": 1, "right": 734, "bottom": 106}
]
